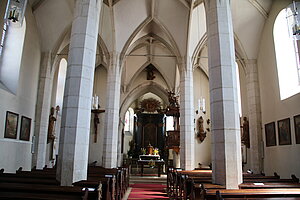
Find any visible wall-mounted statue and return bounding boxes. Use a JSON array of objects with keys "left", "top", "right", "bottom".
[
  {"left": 196, "top": 116, "right": 206, "bottom": 142},
  {"left": 241, "top": 116, "right": 250, "bottom": 148},
  {"left": 146, "top": 64, "right": 156, "bottom": 80},
  {"left": 47, "top": 107, "right": 56, "bottom": 143}
]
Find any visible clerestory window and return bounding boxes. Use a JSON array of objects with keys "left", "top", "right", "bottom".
[{"left": 274, "top": 8, "right": 300, "bottom": 100}]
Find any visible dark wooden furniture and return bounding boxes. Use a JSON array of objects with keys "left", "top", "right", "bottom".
[{"left": 138, "top": 159, "right": 165, "bottom": 177}]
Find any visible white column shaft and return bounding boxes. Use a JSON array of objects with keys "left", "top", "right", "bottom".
[
  {"left": 33, "top": 52, "right": 53, "bottom": 169},
  {"left": 246, "top": 59, "right": 263, "bottom": 173},
  {"left": 180, "top": 59, "right": 195, "bottom": 170},
  {"left": 59, "top": 0, "right": 101, "bottom": 186},
  {"left": 103, "top": 53, "right": 121, "bottom": 168},
  {"left": 205, "top": 0, "right": 242, "bottom": 189}
]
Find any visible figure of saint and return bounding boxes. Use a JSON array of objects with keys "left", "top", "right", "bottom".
[
  {"left": 197, "top": 116, "right": 206, "bottom": 142},
  {"left": 47, "top": 107, "right": 56, "bottom": 143},
  {"left": 146, "top": 64, "right": 156, "bottom": 80},
  {"left": 241, "top": 117, "right": 250, "bottom": 148}
]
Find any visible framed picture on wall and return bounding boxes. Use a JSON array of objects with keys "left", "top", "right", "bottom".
[
  {"left": 20, "top": 116, "right": 31, "bottom": 141},
  {"left": 294, "top": 115, "right": 300, "bottom": 144},
  {"left": 265, "top": 122, "right": 276, "bottom": 147},
  {"left": 4, "top": 111, "right": 19, "bottom": 139},
  {"left": 278, "top": 118, "right": 291, "bottom": 145}
]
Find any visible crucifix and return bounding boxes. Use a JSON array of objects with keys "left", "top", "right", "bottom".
[{"left": 91, "top": 109, "right": 105, "bottom": 143}]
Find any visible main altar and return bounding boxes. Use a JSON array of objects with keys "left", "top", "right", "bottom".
[{"left": 138, "top": 154, "right": 164, "bottom": 177}]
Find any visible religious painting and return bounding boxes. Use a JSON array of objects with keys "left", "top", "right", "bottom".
[
  {"left": 20, "top": 116, "right": 31, "bottom": 141},
  {"left": 265, "top": 122, "right": 276, "bottom": 147},
  {"left": 142, "top": 123, "right": 157, "bottom": 148},
  {"left": 278, "top": 118, "right": 291, "bottom": 145},
  {"left": 4, "top": 111, "right": 19, "bottom": 139},
  {"left": 294, "top": 115, "right": 300, "bottom": 144}
]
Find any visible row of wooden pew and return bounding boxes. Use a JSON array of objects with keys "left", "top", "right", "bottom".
[
  {"left": 167, "top": 168, "right": 300, "bottom": 199},
  {"left": 0, "top": 165, "right": 129, "bottom": 200}
]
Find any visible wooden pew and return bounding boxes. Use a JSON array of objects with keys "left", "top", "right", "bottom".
[
  {"left": 168, "top": 168, "right": 300, "bottom": 200},
  {"left": 240, "top": 182, "right": 300, "bottom": 189},
  {"left": 14, "top": 165, "right": 129, "bottom": 200},
  {"left": 0, "top": 182, "right": 96, "bottom": 200},
  {"left": 0, "top": 167, "right": 113, "bottom": 200},
  {"left": 204, "top": 188, "right": 300, "bottom": 199}
]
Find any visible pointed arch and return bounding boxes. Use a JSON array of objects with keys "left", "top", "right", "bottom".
[
  {"left": 119, "top": 18, "right": 182, "bottom": 71},
  {"left": 126, "top": 60, "right": 173, "bottom": 92},
  {"left": 120, "top": 81, "right": 169, "bottom": 117}
]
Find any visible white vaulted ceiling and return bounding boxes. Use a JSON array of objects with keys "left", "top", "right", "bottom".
[{"left": 28, "top": 0, "right": 273, "bottom": 110}]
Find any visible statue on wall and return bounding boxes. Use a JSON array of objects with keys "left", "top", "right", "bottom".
[
  {"left": 196, "top": 116, "right": 206, "bottom": 142},
  {"left": 146, "top": 64, "right": 156, "bottom": 80},
  {"left": 241, "top": 116, "right": 250, "bottom": 148},
  {"left": 47, "top": 107, "right": 56, "bottom": 143}
]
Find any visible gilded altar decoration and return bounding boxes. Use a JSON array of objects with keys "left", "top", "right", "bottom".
[
  {"left": 153, "top": 148, "right": 159, "bottom": 155},
  {"left": 196, "top": 116, "right": 206, "bottom": 142},
  {"left": 140, "top": 98, "right": 161, "bottom": 112}
]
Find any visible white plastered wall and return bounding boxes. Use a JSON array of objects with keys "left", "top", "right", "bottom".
[
  {"left": 0, "top": 7, "right": 41, "bottom": 172},
  {"left": 258, "top": 0, "right": 300, "bottom": 178},
  {"left": 88, "top": 66, "right": 108, "bottom": 166},
  {"left": 193, "top": 67, "right": 211, "bottom": 168}
]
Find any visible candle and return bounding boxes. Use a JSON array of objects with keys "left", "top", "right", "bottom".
[
  {"left": 95, "top": 95, "right": 99, "bottom": 109},
  {"left": 92, "top": 96, "right": 95, "bottom": 109},
  {"left": 198, "top": 99, "right": 201, "bottom": 112},
  {"left": 202, "top": 98, "right": 206, "bottom": 113}
]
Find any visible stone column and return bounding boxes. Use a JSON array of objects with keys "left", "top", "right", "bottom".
[
  {"left": 180, "top": 58, "right": 195, "bottom": 170},
  {"left": 103, "top": 52, "right": 121, "bottom": 168},
  {"left": 117, "top": 121, "right": 124, "bottom": 167},
  {"left": 245, "top": 59, "right": 263, "bottom": 173},
  {"left": 32, "top": 52, "right": 53, "bottom": 169},
  {"left": 58, "top": 0, "right": 101, "bottom": 186},
  {"left": 205, "top": 0, "right": 242, "bottom": 189}
]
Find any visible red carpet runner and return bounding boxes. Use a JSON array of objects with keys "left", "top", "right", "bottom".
[{"left": 128, "top": 183, "right": 168, "bottom": 199}]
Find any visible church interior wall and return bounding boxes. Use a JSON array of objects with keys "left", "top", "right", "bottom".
[
  {"left": 193, "top": 67, "right": 211, "bottom": 168},
  {"left": 88, "top": 66, "right": 108, "bottom": 166},
  {"left": 0, "top": 6, "right": 41, "bottom": 172},
  {"left": 258, "top": 0, "right": 300, "bottom": 178}
]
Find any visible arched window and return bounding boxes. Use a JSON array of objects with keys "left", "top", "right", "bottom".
[
  {"left": 55, "top": 58, "right": 67, "bottom": 109},
  {"left": 124, "top": 108, "right": 134, "bottom": 133},
  {"left": 0, "top": 0, "right": 27, "bottom": 93},
  {"left": 274, "top": 9, "right": 300, "bottom": 100},
  {"left": 0, "top": 19, "right": 26, "bottom": 93}
]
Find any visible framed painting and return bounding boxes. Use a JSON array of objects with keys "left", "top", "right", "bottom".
[
  {"left": 265, "top": 122, "right": 276, "bottom": 147},
  {"left": 294, "top": 115, "right": 300, "bottom": 144},
  {"left": 278, "top": 118, "right": 291, "bottom": 145},
  {"left": 20, "top": 116, "right": 31, "bottom": 141},
  {"left": 4, "top": 111, "right": 19, "bottom": 139}
]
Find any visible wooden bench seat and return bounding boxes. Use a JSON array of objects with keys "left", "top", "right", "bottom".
[
  {"left": 204, "top": 188, "right": 300, "bottom": 199},
  {"left": 0, "top": 191, "right": 83, "bottom": 200},
  {"left": 0, "top": 176, "right": 59, "bottom": 185},
  {"left": 0, "top": 182, "right": 96, "bottom": 200},
  {"left": 239, "top": 182, "right": 300, "bottom": 189}
]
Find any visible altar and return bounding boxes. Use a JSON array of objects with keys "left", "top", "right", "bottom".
[{"left": 138, "top": 155, "right": 165, "bottom": 177}]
